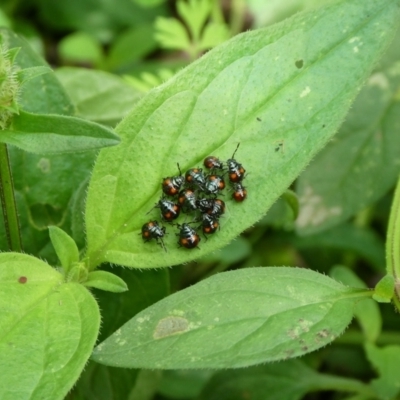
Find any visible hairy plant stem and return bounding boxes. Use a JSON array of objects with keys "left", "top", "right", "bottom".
[
  {"left": 385, "top": 175, "right": 400, "bottom": 311},
  {"left": 0, "top": 143, "right": 22, "bottom": 251}
]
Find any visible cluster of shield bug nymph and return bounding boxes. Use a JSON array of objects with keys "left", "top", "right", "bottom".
[{"left": 141, "top": 144, "right": 247, "bottom": 251}]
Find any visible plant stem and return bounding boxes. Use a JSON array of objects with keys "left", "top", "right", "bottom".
[
  {"left": 312, "top": 373, "right": 375, "bottom": 397},
  {"left": 385, "top": 175, "right": 400, "bottom": 310},
  {"left": 0, "top": 143, "right": 22, "bottom": 252},
  {"left": 336, "top": 330, "right": 400, "bottom": 346},
  {"left": 230, "top": 0, "right": 246, "bottom": 36}
]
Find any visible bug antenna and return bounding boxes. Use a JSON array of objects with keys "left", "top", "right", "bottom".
[
  {"left": 177, "top": 162, "right": 182, "bottom": 176},
  {"left": 146, "top": 203, "right": 157, "bottom": 215},
  {"left": 231, "top": 143, "right": 240, "bottom": 159}
]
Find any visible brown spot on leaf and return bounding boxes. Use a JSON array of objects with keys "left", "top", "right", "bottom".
[
  {"left": 18, "top": 276, "right": 27, "bottom": 284},
  {"left": 153, "top": 316, "right": 189, "bottom": 339},
  {"left": 317, "top": 329, "right": 329, "bottom": 338}
]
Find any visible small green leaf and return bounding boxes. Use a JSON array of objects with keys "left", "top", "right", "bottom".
[
  {"left": 1, "top": 110, "right": 120, "bottom": 153},
  {"left": 6, "top": 47, "right": 20, "bottom": 64},
  {"left": 0, "top": 253, "right": 100, "bottom": 399},
  {"left": 83, "top": 270, "right": 128, "bottom": 293},
  {"left": 365, "top": 343, "right": 400, "bottom": 400},
  {"left": 67, "top": 262, "right": 89, "bottom": 283},
  {"left": 17, "top": 66, "right": 51, "bottom": 85},
  {"left": 176, "top": 0, "right": 211, "bottom": 42},
  {"left": 86, "top": 0, "right": 400, "bottom": 270},
  {"left": 49, "top": 225, "right": 80, "bottom": 273},
  {"left": 372, "top": 274, "right": 395, "bottom": 303},
  {"left": 106, "top": 24, "right": 157, "bottom": 71},
  {"left": 199, "top": 22, "right": 230, "bottom": 50},
  {"left": 330, "top": 265, "right": 381, "bottom": 343},
  {"left": 58, "top": 31, "right": 103, "bottom": 66},
  {"left": 154, "top": 17, "right": 191, "bottom": 50},
  {"left": 92, "top": 267, "right": 365, "bottom": 369}
]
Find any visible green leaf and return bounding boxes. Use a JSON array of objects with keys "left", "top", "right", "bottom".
[
  {"left": 158, "top": 370, "right": 213, "bottom": 399},
  {"left": 91, "top": 267, "right": 365, "bottom": 369},
  {"left": 198, "top": 359, "right": 372, "bottom": 400},
  {"left": 0, "top": 253, "right": 100, "bottom": 399},
  {"left": 83, "top": 270, "right": 128, "bottom": 293},
  {"left": 6, "top": 146, "right": 96, "bottom": 263},
  {"left": 127, "top": 370, "right": 162, "bottom": 400},
  {"left": 69, "top": 176, "right": 90, "bottom": 250},
  {"left": 38, "top": 0, "right": 167, "bottom": 41},
  {"left": 0, "top": 27, "right": 74, "bottom": 115},
  {"left": 67, "top": 361, "right": 139, "bottom": 400},
  {"left": 58, "top": 31, "right": 103, "bottom": 66},
  {"left": 1, "top": 110, "right": 120, "bottom": 153},
  {"left": 17, "top": 66, "right": 51, "bottom": 85},
  {"left": 177, "top": 0, "right": 211, "bottom": 42},
  {"left": 154, "top": 17, "right": 191, "bottom": 50},
  {"left": 385, "top": 175, "right": 400, "bottom": 311},
  {"left": 106, "top": 24, "right": 158, "bottom": 72},
  {"left": 372, "top": 274, "right": 395, "bottom": 303},
  {"left": 365, "top": 343, "right": 400, "bottom": 400},
  {"left": 199, "top": 22, "right": 230, "bottom": 50},
  {"left": 94, "top": 266, "right": 170, "bottom": 343},
  {"left": 296, "top": 30, "right": 400, "bottom": 235},
  {"left": 55, "top": 67, "right": 141, "bottom": 126},
  {"left": 49, "top": 225, "right": 80, "bottom": 273},
  {"left": 330, "top": 265, "right": 381, "bottom": 343},
  {"left": 85, "top": 0, "right": 400, "bottom": 270},
  {"left": 293, "top": 223, "right": 386, "bottom": 272}
]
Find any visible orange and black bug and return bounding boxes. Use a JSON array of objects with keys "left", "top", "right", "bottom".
[
  {"left": 177, "top": 223, "right": 201, "bottom": 249},
  {"left": 178, "top": 188, "right": 197, "bottom": 212},
  {"left": 203, "top": 156, "right": 224, "bottom": 171},
  {"left": 162, "top": 163, "right": 184, "bottom": 197},
  {"left": 204, "top": 174, "right": 225, "bottom": 195},
  {"left": 141, "top": 220, "right": 167, "bottom": 251},
  {"left": 227, "top": 143, "right": 246, "bottom": 183},
  {"left": 200, "top": 214, "right": 219, "bottom": 235},
  {"left": 149, "top": 199, "right": 181, "bottom": 222},
  {"left": 208, "top": 198, "right": 225, "bottom": 217},
  {"left": 196, "top": 198, "right": 225, "bottom": 217},
  {"left": 232, "top": 182, "right": 247, "bottom": 202},
  {"left": 185, "top": 168, "right": 206, "bottom": 190}
]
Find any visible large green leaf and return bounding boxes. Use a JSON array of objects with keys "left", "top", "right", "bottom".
[
  {"left": 296, "top": 29, "right": 400, "bottom": 235},
  {"left": 91, "top": 267, "right": 363, "bottom": 369},
  {"left": 0, "top": 253, "right": 100, "bottom": 400},
  {"left": 85, "top": 0, "right": 400, "bottom": 270}
]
